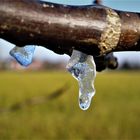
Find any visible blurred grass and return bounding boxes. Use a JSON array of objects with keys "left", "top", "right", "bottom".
[{"left": 0, "top": 71, "right": 140, "bottom": 139}]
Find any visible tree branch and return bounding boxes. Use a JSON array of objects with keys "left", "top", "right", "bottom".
[
  {"left": 0, "top": 0, "right": 140, "bottom": 57},
  {"left": 93, "top": 0, "right": 102, "bottom": 5}
]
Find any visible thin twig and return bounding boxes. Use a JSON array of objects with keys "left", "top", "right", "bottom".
[{"left": 93, "top": 0, "right": 102, "bottom": 4}]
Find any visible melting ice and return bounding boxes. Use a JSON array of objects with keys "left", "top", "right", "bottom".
[
  {"left": 9, "top": 45, "right": 96, "bottom": 110},
  {"left": 67, "top": 50, "right": 96, "bottom": 110},
  {"left": 10, "top": 45, "right": 36, "bottom": 67}
]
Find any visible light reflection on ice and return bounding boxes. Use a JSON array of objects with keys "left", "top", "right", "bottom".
[
  {"left": 9, "top": 45, "right": 36, "bottom": 67},
  {"left": 67, "top": 50, "right": 96, "bottom": 110}
]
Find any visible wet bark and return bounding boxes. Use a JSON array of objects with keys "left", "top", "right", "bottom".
[{"left": 0, "top": 0, "right": 140, "bottom": 57}]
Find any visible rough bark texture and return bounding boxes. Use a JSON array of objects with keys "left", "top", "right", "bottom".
[{"left": 0, "top": 0, "right": 140, "bottom": 57}]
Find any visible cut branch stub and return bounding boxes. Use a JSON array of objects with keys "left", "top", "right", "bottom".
[{"left": 0, "top": 0, "right": 140, "bottom": 57}]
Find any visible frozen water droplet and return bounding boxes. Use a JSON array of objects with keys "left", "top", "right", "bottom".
[
  {"left": 10, "top": 45, "right": 36, "bottom": 67},
  {"left": 67, "top": 50, "right": 96, "bottom": 110}
]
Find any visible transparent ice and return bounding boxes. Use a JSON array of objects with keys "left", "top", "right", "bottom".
[
  {"left": 67, "top": 50, "right": 96, "bottom": 110},
  {"left": 10, "top": 45, "right": 36, "bottom": 67}
]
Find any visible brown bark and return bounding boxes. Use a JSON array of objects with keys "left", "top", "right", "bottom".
[{"left": 0, "top": 0, "right": 140, "bottom": 57}]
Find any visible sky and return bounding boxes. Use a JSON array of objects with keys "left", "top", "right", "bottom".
[{"left": 0, "top": 0, "right": 140, "bottom": 65}]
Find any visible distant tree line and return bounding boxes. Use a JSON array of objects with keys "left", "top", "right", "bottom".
[
  {"left": 119, "top": 61, "right": 140, "bottom": 70},
  {"left": 0, "top": 59, "right": 140, "bottom": 71},
  {"left": 0, "top": 59, "right": 66, "bottom": 71}
]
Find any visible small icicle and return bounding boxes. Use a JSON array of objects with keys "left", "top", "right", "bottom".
[
  {"left": 67, "top": 50, "right": 96, "bottom": 110},
  {"left": 9, "top": 45, "right": 36, "bottom": 67}
]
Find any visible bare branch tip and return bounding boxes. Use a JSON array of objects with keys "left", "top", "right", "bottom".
[{"left": 93, "top": 0, "right": 102, "bottom": 4}]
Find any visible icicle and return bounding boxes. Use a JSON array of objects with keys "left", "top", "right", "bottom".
[
  {"left": 9, "top": 45, "right": 36, "bottom": 67},
  {"left": 67, "top": 50, "right": 96, "bottom": 110}
]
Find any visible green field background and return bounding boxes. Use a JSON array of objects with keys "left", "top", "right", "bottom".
[{"left": 0, "top": 71, "right": 139, "bottom": 139}]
